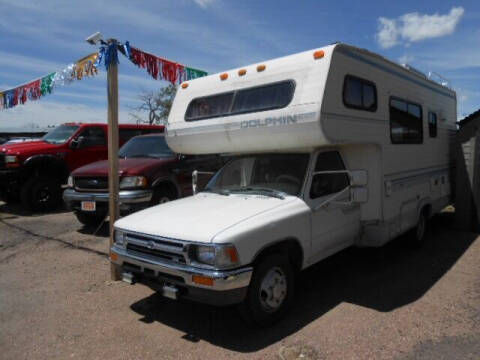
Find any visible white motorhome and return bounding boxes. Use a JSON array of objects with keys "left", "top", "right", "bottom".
[{"left": 112, "top": 43, "right": 456, "bottom": 326}]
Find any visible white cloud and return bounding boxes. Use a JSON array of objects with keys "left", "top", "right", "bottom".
[
  {"left": 192, "top": 0, "right": 216, "bottom": 8},
  {"left": 377, "top": 7, "right": 464, "bottom": 48}
]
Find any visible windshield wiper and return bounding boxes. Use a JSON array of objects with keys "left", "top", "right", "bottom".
[
  {"left": 228, "top": 187, "right": 285, "bottom": 199},
  {"left": 202, "top": 188, "right": 230, "bottom": 196}
]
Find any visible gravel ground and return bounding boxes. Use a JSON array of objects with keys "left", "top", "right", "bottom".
[{"left": 0, "top": 202, "right": 479, "bottom": 360}]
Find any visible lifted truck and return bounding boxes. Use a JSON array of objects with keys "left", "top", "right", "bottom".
[{"left": 0, "top": 123, "right": 162, "bottom": 211}]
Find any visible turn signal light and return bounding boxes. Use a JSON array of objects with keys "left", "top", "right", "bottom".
[
  {"left": 238, "top": 69, "right": 247, "bottom": 76},
  {"left": 257, "top": 64, "right": 266, "bottom": 72},
  {"left": 181, "top": 83, "right": 189, "bottom": 89},
  {"left": 220, "top": 73, "right": 228, "bottom": 80},
  {"left": 313, "top": 50, "right": 325, "bottom": 59},
  {"left": 192, "top": 275, "right": 215, "bottom": 286},
  {"left": 110, "top": 252, "right": 118, "bottom": 262}
]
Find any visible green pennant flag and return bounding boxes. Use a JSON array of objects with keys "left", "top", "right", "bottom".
[{"left": 41, "top": 72, "right": 56, "bottom": 96}]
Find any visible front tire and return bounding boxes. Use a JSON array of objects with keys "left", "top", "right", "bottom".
[
  {"left": 409, "top": 210, "right": 428, "bottom": 248},
  {"left": 20, "top": 176, "right": 62, "bottom": 211},
  {"left": 240, "top": 254, "right": 295, "bottom": 327},
  {"left": 150, "top": 186, "right": 176, "bottom": 206}
]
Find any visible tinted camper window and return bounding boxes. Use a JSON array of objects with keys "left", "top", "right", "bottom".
[
  {"left": 185, "top": 80, "right": 295, "bottom": 121},
  {"left": 428, "top": 112, "right": 438, "bottom": 138},
  {"left": 343, "top": 75, "right": 377, "bottom": 111},
  {"left": 390, "top": 98, "right": 423, "bottom": 144}
]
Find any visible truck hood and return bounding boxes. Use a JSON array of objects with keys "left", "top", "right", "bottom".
[
  {"left": 0, "top": 140, "right": 58, "bottom": 155},
  {"left": 114, "top": 192, "right": 297, "bottom": 243},
  {"left": 72, "top": 157, "right": 177, "bottom": 177}
]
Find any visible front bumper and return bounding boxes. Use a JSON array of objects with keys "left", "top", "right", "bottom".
[
  {"left": 0, "top": 168, "right": 21, "bottom": 197},
  {"left": 111, "top": 245, "right": 253, "bottom": 306},
  {"left": 63, "top": 188, "right": 153, "bottom": 213}
]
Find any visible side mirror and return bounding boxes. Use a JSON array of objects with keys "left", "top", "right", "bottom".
[
  {"left": 350, "top": 170, "right": 367, "bottom": 186},
  {"left": 192, "top": 170, "right": 215, "bottom": 195},
  {"left": 69, "top": 139, "right": 79, "bottom": 149},
  {"left": 70, "top": 136, "right": 86, "bottom": 149}
]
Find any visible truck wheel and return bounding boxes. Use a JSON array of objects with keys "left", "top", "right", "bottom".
[
  {"left": 409, "top": 210, "right": 428, "bottom": 248},
  {"left": 240, "top": 254, "right": 295, "bottom": 327},
  {"left": 75, "top": 212, "right": 106, "bottom": 227},
  {"left": 151, "top": 186, "right": 176, "bottom": 205},
  {"left": 20, "top": 176, "right": 62, "bottom": 211}
]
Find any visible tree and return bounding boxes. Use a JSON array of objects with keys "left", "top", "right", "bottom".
[{"left": 129, "top": 84, "right": 177, "bottom": 125}]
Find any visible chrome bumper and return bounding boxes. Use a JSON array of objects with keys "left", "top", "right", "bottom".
[
  {"left": 111, "top": 245, "right": 253, "bottom": 291},
  {"left": 63, "top": 188, "right": 153, "bottom": 204}
]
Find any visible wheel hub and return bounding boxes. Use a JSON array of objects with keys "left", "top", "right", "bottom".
[{"left": 259, "top": 267, "right": 287, "bottom": 312}]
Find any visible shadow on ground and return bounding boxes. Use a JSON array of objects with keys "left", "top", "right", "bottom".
[
  {"left": 130, "top": 212, "right": 478, "bottom": 353},
  {"left": 0, "top": 201, "right": 71, "bottom": 219}
]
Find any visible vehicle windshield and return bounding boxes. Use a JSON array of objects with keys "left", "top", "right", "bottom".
[
  {"left": 42, "top": 125, "right": 80, "bottom": 144},
  {"left": 119, "top": 135, "right": 174, "bottom": 159},
  {"left": 204, "top": 153, "right": 310, "bottom": 197}
]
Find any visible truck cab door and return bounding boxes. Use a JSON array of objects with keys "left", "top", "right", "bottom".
[
  {"left": 66, "top": 126, "right": 107, "bottom": 171},
  {"left": 306, "top": 150, "right": 361, "bottom": 263}
]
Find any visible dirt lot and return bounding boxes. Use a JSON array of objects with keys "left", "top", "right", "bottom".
[{"left": 0, "top": 202, "right": 479, "bottom": 360}]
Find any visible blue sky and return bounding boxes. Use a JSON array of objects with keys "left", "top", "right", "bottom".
[{"left": 0, "top": 0, "right": 478, "bottom": 131}]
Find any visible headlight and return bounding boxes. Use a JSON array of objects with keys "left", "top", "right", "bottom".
[
  {"left": 114, "top": 230, "right": 125, "bottom": 247},
  {"left": 119, "top": 176, "right": 147, "bottom": 189},
  {"left": 5, "top": 155, "right": 19, "bottom": 168},
  {"left": 191, "top": 244, "right": 239, "bottom": 269},
  {"left": 67, "top": 176, "right": 74, "bottom": 188}
]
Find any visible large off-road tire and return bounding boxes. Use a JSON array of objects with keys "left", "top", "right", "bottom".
[
  {"left": 408, "top": 209, "right": 428, "bottom": 248},
  {"left": 75, "top": 211, "right": 106, "bottom": 227},
  {"left": 239, "top": 254, "right": 295, "bottom": 328},
  {"left": 150, "top": 185, "right": 176, "bottom": 206},
  {"left": 20, "top": 176, "right": 62, "bottom": 212}
]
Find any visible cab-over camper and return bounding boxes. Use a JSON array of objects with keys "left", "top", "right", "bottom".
[{"left": 112, "top": 43, "right": 456, "bottom": 326}]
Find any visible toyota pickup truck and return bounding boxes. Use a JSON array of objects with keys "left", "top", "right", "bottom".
[
  {"left": 63, "top": 133, "right": 226, "bottom": 226},
  {"left": 0, "top": 123, "right": 162, "bottom": 211}
]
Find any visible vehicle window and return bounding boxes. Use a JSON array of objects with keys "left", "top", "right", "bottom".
[
  {"left": 185, "top": 80, "right": 295, "bottom": 121},
  {"left": 205, "top": 153, "right": 309, "bottom": 196},
  {"left": 428, "top": 112, "right": 437, "bottom": 138},
  {"left": 231, "top": 81, "right": 294, "bottom": 114},
  {"left": 343, "top": 75, "right": 377, "bottom": 111},
  {"left": 78, "top": 127, "right": 106, "bottom": 146},
  {"left": 119, "top": 136, "right": 174, "bottom": 159},
  {"left": 310, "top": 151, "right": 349, "bottom": 199},
  {"left": 119, "top": 129, "right": 144, "bottom": 143},
  {"left": 390, "top": 97, "right": 423, "bottom": 144},
  {"left": 42, "top": 125, "right": 80, "bottom": 144}
]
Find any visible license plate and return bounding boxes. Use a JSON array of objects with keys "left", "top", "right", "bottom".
[{"left": 81, "top": 201, "right": 96, "bottom": 212}]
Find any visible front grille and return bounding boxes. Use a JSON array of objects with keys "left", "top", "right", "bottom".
[
  {"left": 125, "top": 233, "right": 186, "bottom": 264},
  {"left": 74, "top": 177, "right": 108, "bottom": 191}
]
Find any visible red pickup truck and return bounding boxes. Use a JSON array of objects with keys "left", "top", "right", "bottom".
[
  {"left": 0, "top": 123, "right": 163, "bottom": 211},
  {"left": 63, "top": 133, "right": 226, "bottom": 226}
]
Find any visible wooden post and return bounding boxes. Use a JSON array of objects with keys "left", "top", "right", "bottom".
[{"left": 107, "top": 40, "right": 121, "bottom": 280}]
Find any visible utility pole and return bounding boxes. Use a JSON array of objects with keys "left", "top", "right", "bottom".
[
  {"left": 86, "top": 33, "right": 121, "bottom": 280},
  {"left": 106, "top": 38, "right": 121, "bottom": 281}
]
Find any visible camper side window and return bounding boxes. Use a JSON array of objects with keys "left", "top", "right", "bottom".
[
  {"left": 428, "top": 112, "right": 438, "bottom": 138},
  {"left": 390, "top": 98, "right": 423, "bottom": 144},
  {"left": 310, "top": 151, "right": 349, "bottom": 199},
  {"left": 343, "top": 75, "right": 377, "bottom": 112}
]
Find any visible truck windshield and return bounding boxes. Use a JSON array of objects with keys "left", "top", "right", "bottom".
[
  {"left": 119, "top": 135, "right": 174, "bottom": 159},
  {"left": 43, "top": 125, "right": 80, "bottom": 144},
  {"left": 205, "top": 153, "right": 309, "bottom": 197}
]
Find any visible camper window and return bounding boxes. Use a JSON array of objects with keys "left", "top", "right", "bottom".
[
  {"left": 428, "top": 112, "right": 438, "bottom": 138},
  {"left": 343, "top": 75, "right": 377, "bottom": 112},
  {"left": 390, "top": 98, "right": 423, "bottom": 144},
  {"left": 185, "top": 80, "right": 295, "bottom": 121},
  {"left": 310, "top": 151, "right": 349, "bottom": 199}
]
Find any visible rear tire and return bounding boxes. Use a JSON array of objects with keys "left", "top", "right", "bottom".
[
  {"left": 409, "top": 210, "right": 428, "bottom": 248},
  {"left": 239, "top": 254, "right": 295, "bottom": 328},
  {"left": 20, "top": 176, "right": 62, "bottom": 211},
  {"left": 75, "top": 211, "right": 106, "bottom": 227}
]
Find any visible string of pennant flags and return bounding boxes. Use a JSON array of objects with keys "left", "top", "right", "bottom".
[{"left": 1, "top": 41, "right": 208, "bottom": 110}]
